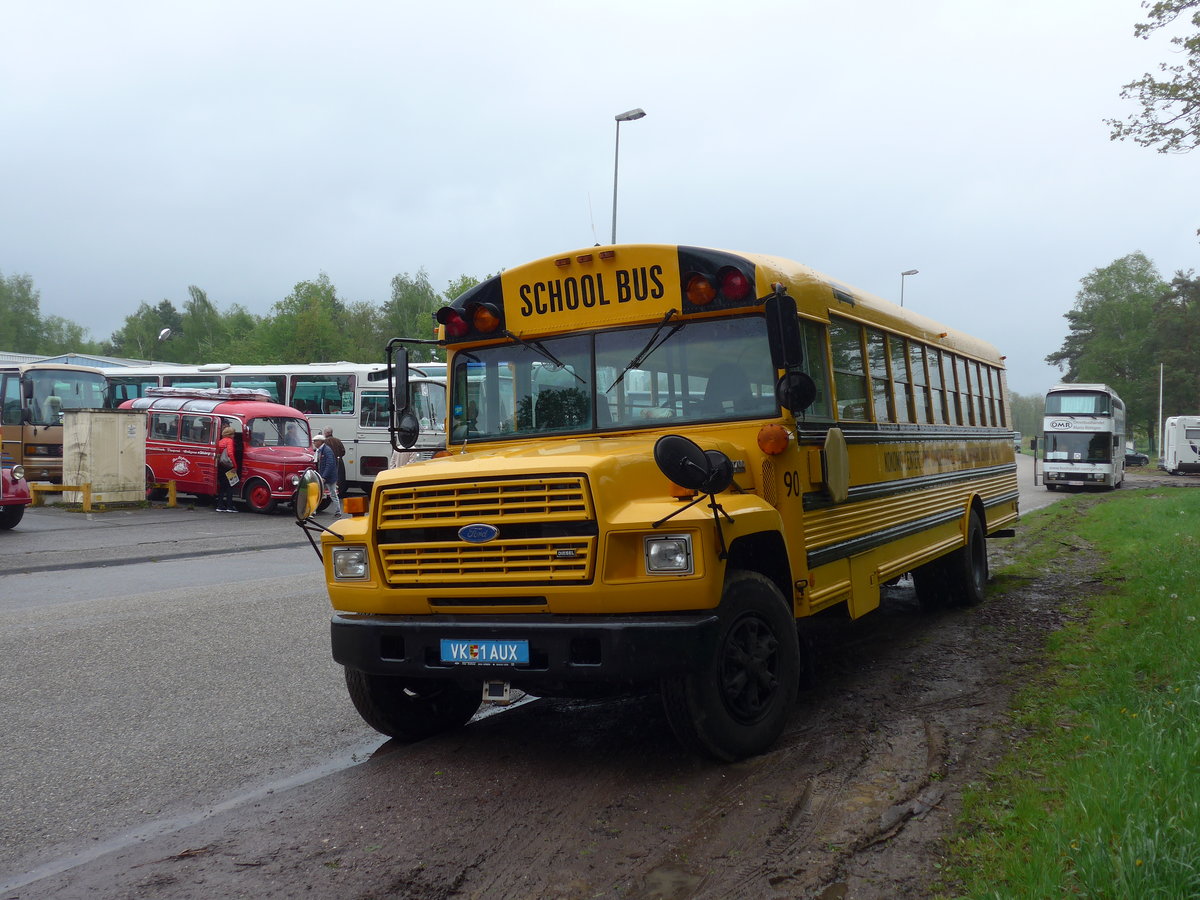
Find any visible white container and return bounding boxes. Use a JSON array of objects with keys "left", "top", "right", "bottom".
[{"left": 62, "top": 409, "right": 146, "bottom": 504}]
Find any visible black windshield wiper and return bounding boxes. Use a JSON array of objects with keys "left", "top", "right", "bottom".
[
  {"left": 607, "top": 309, "right": 682, "bottom": 394},
  {"left": 503, "top": 330, "right": 585, "bottom": 384}
]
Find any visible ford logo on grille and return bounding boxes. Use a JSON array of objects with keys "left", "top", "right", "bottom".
[{"left": 458, "top": 523, "right": 499, "bottom": 544}]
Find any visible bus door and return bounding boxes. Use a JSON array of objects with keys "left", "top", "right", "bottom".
[{"left": 1, "top": 371, "right": 20, "bottom": 469}]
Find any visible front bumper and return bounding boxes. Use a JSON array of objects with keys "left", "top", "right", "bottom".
[{"left": 331, "top": 612, "right": 720, "bottom": 695}]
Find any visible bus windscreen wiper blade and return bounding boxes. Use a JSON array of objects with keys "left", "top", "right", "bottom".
[
  {"left": 607, "top": 309, "right": 682, "bottom": 394},
  {"left": 502, "top": 331, "right": 585, "bottom": 383}
]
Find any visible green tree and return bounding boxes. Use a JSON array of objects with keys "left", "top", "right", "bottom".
[
  {"left": 257, "top": 274, "right": 354, "bottom": 364},
  {"left": 1046, "top": 252, "right": 1167, "bottom": 449},
  {"left": 1151, "top": 272, "right": 1200, "bottom": 423},
  {"left": 1008, "top": 392, "right": 1045, "bottom": 447},
  {"left": 39, "top": 315, "right": 92, "bottom": 355},
  {"left": 380, "top": 270, "right": 444, "bottom": 363},
  {"left": 177, "top": 286, "right": 226, "bottom": 362},
  {"left": 1108, "top": 0, "right": 1200, "bottom": 153},
  {"left": 105, "top": 300, "right": 182, "bottom": 360},
  {"left": 0, "top": 272, "right": 47, "bottom": 353}
]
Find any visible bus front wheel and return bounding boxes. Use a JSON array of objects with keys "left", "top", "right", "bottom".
[
  {"left": 0, "top": 503, "right": 25, "bottom": 530},
  {"left": 344, "top": 669, "right": 481, "bottom": 742},
  {"left": 243, "top": 478, "right": 276, "bottom": 514},
  {"left": 660, "top": 570, "right": 800, "bottom": 761}
]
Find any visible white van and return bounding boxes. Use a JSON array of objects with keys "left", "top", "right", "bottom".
[{"left": 1161, "top": 415, "right": 1200, "bottom": 474}]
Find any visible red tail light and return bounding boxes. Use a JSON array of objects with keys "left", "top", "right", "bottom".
[
  {"left": 719, "top": 266, "right": 751, "bottom": 301},
  {"left": 436, "top": 307, "right": 470, "bottom": 338}
]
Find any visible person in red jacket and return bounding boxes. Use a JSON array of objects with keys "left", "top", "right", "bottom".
[{"left": 215, "top": 425, "right": 238, "bottom": 512}]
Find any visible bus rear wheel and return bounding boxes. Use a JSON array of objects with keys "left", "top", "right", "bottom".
[
  {"left": 914, "top": 511, "right": 988, "bottom": 610},
  {"left": 660, "top": 571, "right": 800, "bottom": 761},
  {"left": 344, "top": 669, "right": 481, "bottom": 742},
  {"left": 145, "top": 466, "right": 167, "bottom": 501}
]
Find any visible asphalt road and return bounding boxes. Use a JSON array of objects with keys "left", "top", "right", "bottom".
[
  {"left": 0, "top": 460, "right": 1057, "bottom": 893},
  {"left": 0, "top": 503, "right": 385, "bottom": 892}
]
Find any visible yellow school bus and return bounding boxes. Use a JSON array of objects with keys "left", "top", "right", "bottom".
[{"left": 318, "top": 244, "right": 1018, "bottom": 760}]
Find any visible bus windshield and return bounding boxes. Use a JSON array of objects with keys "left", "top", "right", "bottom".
[
  {"left": 249, "top": 416, "right": 311, "bottom": 448},
  {"left": 26, "top": 369, "right": 110, "bottom": 425},
  {"left": 449, "top": 315, "right": 779, "bottom": 441},
  {"left": 1044, "top": 432, "right": 1112, "bottom": 462},
  {"left": 1045, "top": 391, "right": 1111, "bottom": 416}
]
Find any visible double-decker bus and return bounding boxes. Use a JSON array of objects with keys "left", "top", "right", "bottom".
[
  {"left": 103, "top": 361, "right": 445, "bottom": 491},
  {"left": 317, "top": 244, "right": 1018, "bottom": 760},
  {"left": 1041, "top": 383, "right": 1126, "bottom": 490},
  {"left": 0, "top": 363, "right": 112, "bottom": 483}
]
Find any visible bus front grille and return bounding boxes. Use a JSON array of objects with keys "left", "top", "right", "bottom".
[
  {"left": 375, "top": 475, "right": 596, "bottom": 586},
  {"left": 377, "top": 476, "right": 591, "bottom": 524}
]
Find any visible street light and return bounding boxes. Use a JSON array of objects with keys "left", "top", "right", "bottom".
[
  {"left": 900, "top": 269, "right": 919, "bottom": 307},
  {"left": 611, "top": 107, "right": 646, "bottom": 245}
]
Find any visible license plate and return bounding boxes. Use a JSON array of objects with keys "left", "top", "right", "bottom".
[{"left": 440, "top": 638, "right": 530, "bottom": 666}]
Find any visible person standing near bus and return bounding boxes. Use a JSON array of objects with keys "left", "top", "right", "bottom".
[
  {"left": 215, "top": 425, "right": 238, "bottom": 512},
  {"left": 323, "top": 427, "right": 347, "bottom": 496},
  {"left": 314, "top": 433, "right": 341, "bottom": 517}
]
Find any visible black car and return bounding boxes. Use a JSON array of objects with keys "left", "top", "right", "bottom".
[{"left": 1125, "top": 450, "right": 1150, "bottom": 467}]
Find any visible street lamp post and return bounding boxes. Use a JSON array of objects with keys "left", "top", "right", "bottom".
[
  {"left": 900, "top": 269, "right": 919, "bottom": 307},
  {"left": 611, "top": 107, "right": 646, "bottom": 245}
]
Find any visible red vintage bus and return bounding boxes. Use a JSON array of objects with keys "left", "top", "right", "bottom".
[
  {"left": 1, "top": 421, "right": 31, "bottom": 530},
  {"left": 121, "top": 387, "right": 316, "bottom": 513}
]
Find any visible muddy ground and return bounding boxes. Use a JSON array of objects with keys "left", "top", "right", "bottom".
[{"left": 18, "top": 469, "right": 1190, "bottom": 900}]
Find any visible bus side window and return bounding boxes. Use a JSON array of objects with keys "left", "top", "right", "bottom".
[
  {"left": 1, "top": 373, "right": 20, "bottom": 425},
  {"left": 800, "top": 319, "right": 832, "bottom": 419},
  {"left": 830, "top": 318, "right": 868, "bottom": 422},
  {"left": 151, "top": 413, "right": 178, "bottom": 439},
  {"left": 866, "top": 329, "right": 892, "bottom": 423},
  {"left": 925, "top": 349, "right": 944, "bottom": 424}
]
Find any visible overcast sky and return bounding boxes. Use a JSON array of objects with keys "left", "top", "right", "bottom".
[{"left": 2, "top": 0, "right": 1194, "bottom": 395}]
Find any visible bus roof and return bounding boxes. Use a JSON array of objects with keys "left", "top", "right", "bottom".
[{"left": 446, "top": 244, "right": 1006, "bottom": 366}]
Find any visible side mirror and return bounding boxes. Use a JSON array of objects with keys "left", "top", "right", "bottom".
[
  {"left": 764, "top": 289, "right": 803, "bottom": 370},
  {"left": 387, "top": 344, "right": 417, "bottom": 450},
  {"left": 294, "top": 468, "right": 323, "bottom": 522}
]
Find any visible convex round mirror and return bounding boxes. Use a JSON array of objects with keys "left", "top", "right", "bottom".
[
  {"left": 654, "top": 434, "right": 734, "bottom": 494},
  {"left": 776, "top": 370, "right": 817, "bottom": 413},
  {"left": 394, "top": 409, "right": 420, "bottom": 450},
  {"left": 295, "top": 468, "right": 323, "bottom": 522}
]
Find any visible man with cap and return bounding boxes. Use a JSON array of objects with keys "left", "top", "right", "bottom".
[
  {"left": 323, "top": 427, "right": 347, "bottom": 496},
  {"left": 313, "top": 433, "right": 341, "bottom": 517}
]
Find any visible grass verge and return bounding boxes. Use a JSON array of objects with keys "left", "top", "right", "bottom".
[{"left": 941, "top": 487, "right": 1200, "bottom": 898}]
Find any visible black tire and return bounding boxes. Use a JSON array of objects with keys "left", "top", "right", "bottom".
[
  {"left": 344, "top": 669, "right": 481, "bottom": 742},
  {"left": 944, "top": 511, "right": 988, "bottom": 607},
  {"left": 145, "top": 465, "right": 167, "bottom": 502},
  {"left": 0, "top": 502, "right": 25, "bottom": 530},
  {"left": 661, "top": 571, "right": 800, "bottom": 761},
  {"left": 912, "top": 557, "right": 953, "bottom": 612}
]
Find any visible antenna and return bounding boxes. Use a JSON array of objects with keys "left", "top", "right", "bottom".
[{"left": 586, "top": 193, "right": 598, "bottom": 245}]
